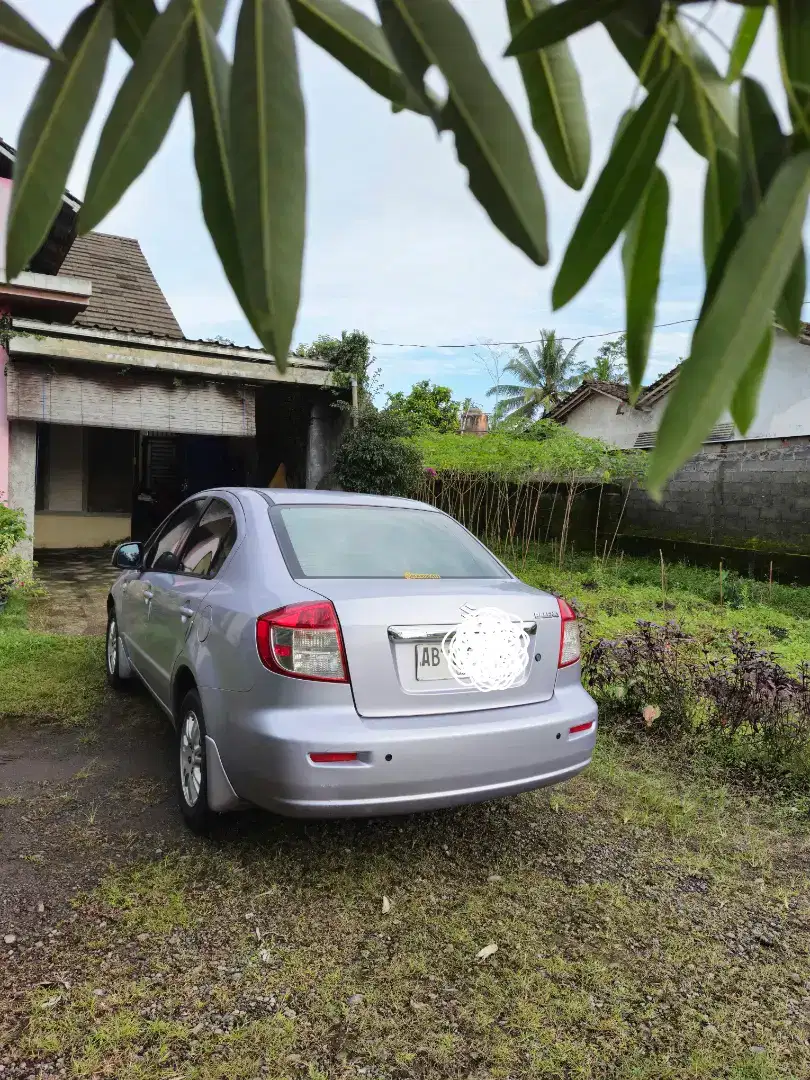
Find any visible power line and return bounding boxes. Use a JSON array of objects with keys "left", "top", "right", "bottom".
[
  {"left": 372, "top": 318, "right": 698, "bottom": 349},
  {"left": 372, "top": 303, "right": 810, "bottom": 350}
]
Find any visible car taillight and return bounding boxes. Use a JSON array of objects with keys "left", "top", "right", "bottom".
[
  {"left": 256, "top": 601, "right": 349, "bottom": 683},
  {"left": 557, "top": 596, "right": 580, "bottom": 668}
]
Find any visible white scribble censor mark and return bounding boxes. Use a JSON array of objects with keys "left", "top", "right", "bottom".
[{"left": 442, "top": 606, "right": 531, "bottom": 692}]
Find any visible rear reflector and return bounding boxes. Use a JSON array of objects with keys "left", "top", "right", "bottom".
[
  {"left": 309, "top": 752, "right": 358, "bottom": 763},
  {"left": 257, "top": 601, "right": 349, "bottom": 682},
  {"left": 557, "top": 596, "right": 580, "bottom": 668},
  {"left": 569, "top": 721, "right": 594, "bottom": 734}
]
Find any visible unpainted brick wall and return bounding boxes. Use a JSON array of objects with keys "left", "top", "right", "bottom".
[{"left": 623, "top": 436, "right": 810, "bottom": 551}]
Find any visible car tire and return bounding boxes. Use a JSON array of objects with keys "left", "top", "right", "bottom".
[
  {"left": 177, "top": 689, "right": 212, "bottom": 834},
  {"left": 106, "top": 607, "right": 129, "bottom": 690}
]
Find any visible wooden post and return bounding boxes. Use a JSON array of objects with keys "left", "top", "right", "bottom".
[
  {"left": 659, "top": 548, "right": 666, "bottom": 606},
  {"left": 769, "top": 560, "right": 774, "bottom": 603},
  {"left": 719, "top": 560, "right": 724, "bottom": 607}
]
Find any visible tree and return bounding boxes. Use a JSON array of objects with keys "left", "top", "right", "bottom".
[
  {"left": 486, "top": 330, "right": 582, "bottom": 424},
  {"left": 385, "top": 380, "right": 460, "bottom": 433},
  {"left": 1, "top": 0, "right": 809, "bottom": 497},
  {"left": 578, "top": 336, "right": 629, "bottom": 383},
  {"left": 297, "top": 330, "right": 381, "bottom": 406}
]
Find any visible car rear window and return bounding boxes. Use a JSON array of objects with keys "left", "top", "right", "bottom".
[{"left": 274, "top": 506, "right": 507, "bottom": 579}]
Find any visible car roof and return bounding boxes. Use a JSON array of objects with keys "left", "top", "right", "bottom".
[{"left": 228, "top": 488, "right": 437, "bottom": 512}]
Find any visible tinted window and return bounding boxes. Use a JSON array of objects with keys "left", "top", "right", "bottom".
[
  {"left": 145, "top": 498, "right": 207, "bottom": 573},
  {"left": 275, "top": 506, "right": 506, "bottom": 579},
  {"left": 179, "top": 499, "right": 237, "bottom": 577}
]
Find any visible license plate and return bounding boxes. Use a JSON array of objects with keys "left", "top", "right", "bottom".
[{"left": 415, "top": 643, "right": 452, "bottom": 681}]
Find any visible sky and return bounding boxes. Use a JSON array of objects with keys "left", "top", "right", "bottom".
[{"left": 0, "top": 1, "right": 806, "bottom": 409}]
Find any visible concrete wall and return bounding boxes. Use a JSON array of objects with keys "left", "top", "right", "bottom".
[
  {"left": 7, "top": 420, "right": 36, "bottom": 560},
  {"left": 623, "top": 436, "right": 810, "bottom": 551},
  {"left": 34, "top": 512, "right": 130, "bottom": 549}
]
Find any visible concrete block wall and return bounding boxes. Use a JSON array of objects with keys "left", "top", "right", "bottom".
[{"left": 624, "top": 436, "right": 810, "bottom": 551}]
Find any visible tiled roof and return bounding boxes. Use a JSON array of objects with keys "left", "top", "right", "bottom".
[
  {"left": 582, "top": 379, "right": 630, "bottom": 402},
  {"left": 58, "top": 232, "right": 183, "bottom": 339}
]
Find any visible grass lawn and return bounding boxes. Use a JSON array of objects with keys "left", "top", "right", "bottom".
[
  {"left": 0, "top": 596, "right": 105, "bottom": 725},
  {"left": 508, "top": 544, "right": 810, "bottom": 673},
  {"left": 9, "top": 740, "right": 810, "bottom": 1079},
  {"left": 2, "top": 549, "right": 810, "bottom": 1078}
]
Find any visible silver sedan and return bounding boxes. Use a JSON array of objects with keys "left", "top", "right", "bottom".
[{"left": 106, "top": 489, "right": 597, "bottom": 832}]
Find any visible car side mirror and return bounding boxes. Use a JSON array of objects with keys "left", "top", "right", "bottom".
[{"left": 112, "top": 542, "right": 142, "bottom": 570}]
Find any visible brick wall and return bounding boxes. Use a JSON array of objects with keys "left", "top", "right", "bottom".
[{"left": 623, "top": 436, "right": 810, "bottom": 552}]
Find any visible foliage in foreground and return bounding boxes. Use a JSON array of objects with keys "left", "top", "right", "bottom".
[{"left": 1, "top": 1, "right": 808, "bottom": 496}]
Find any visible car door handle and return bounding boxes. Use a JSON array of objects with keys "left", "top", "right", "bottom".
[{"left": 180, "top": 606, "right": 195, "bottom": 619}]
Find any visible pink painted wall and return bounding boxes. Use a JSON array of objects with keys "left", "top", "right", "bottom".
[
  {"left": 0, "top": 330, "right": 7, "bottom": 504},
  {"left": 0, "top": 176, "right": 11, "bottom": 502}
]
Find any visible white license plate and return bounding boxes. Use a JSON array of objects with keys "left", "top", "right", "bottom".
[{"left": 415, "top": 643, "right": 452, "bottom": 681}]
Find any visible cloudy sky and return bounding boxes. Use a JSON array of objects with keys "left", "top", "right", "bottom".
[{"left": 1, "top": 1, "right": 805, "bottom": 407}]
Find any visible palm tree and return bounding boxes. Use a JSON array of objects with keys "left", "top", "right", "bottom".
[
  {"left": 577, "top": 335, "right": 628, "bottom": 383},
  {"left": 486, "top": 330, "right": 583, "bottom": 423}
]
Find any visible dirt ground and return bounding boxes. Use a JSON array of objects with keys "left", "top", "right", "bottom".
[{"left": 28, "top": 550, "right": 119, "bottom": 636}]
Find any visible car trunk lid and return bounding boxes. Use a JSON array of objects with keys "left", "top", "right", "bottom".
[{"left": 303, "top": 578, "right": 562, "bottom": 717}]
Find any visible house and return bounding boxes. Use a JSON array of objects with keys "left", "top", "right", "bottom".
[
  {"left": 547, "top": 328, "right": 810, "bottom": 552},
  {"left": 0, "top": 139, "right": 344, "bottom": 559},
  {"left": 548, "top": 328, "right": 810, "bottom": 450}
]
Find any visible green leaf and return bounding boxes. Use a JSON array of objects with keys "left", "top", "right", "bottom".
[
  {"left": 605, "top": 7, "right": 737, "bottom": 160},
  {"left": 187, "top": 4, "right": 253, "bottom": 329},
  {"left": 622, "top": 167, "right": 668, "bottom": 401},
  {"left": 776, "top": 0, "right": 810, "bottom": 137},
  {"left": 0, "top": 0, "right": 56, "bottom": 59},
  {"left": 80, "top": 0, "right": 225, "bottom": 234},
  {"left": 5, "top": 3, "right": 113, "bottom": 280},
  {"left": 230, "top": 0, "right": 306, "bottom": 369},
  {"left": 726, "top": 6, "right": 765, "bottom": 84},
  {"left": 505, "top": 0, "right": 590, "bottom": 190},
  {"left": 777, "top": 250, "right": 806, "bottom": 338},
  {"left": 505, "top": 0, "right": 625, "bottom": 55},
  {"left": 379, "top": 0, "right": 548, "bottom": 265},
  {"left": 703, "top": 146, "right": 737, "bottom": 274},
  {"left": 738, "top": 77, "right": 806, "bottom": 337},
  {"left": 730, "top": 324, "right": 772, "bottom": 434},
  {"left": 113, "top": 0, "right": 158, "bottom": 59},
  {"left": 552, "top": 67, "right": 681, "bottom": 310},
  {"left": 289, "top": 0, "right": 423, "bottom": 113},
  {"left": 648, "top": 151, "right": 810, "bottom": 498}
]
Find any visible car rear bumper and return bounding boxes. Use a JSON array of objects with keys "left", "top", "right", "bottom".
[{"left": 213, "top": 677, "right": 598, "bottom": 819}]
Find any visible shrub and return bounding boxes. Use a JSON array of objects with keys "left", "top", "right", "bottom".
[
  {"left": 587, "top": 621, "right": 699, "bottom": 739},
  {"left": 333, "top": 409, "right": 424, "bottom": 497},
  {"left": 586, "top": 620, "right": 810, "bottom": 787},
  {"left": 0, "top": 502, "right": 38, "bottom": 605},
  {"left": 0, "top": 502, "right": 27, "bottom": 556}
]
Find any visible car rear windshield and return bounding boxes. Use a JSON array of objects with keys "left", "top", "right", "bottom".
[{"left": 274, "top": 505, "right": 507, "bottom": 579}]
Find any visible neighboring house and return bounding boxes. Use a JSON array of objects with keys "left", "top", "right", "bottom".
[
  {"left": 0, "top": 138, "right": 342, "bottom": 559},
  {"left": 548, "top": 328, "right": 810, "bottom": 552},
  {"left": 460, "top": 406, "right": 488, "bottom": 435},
  {"left": 548, "top": 328, "right": 810, "bottom": 450}
]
